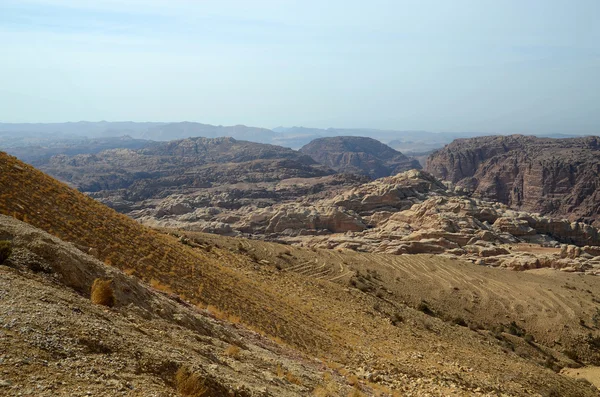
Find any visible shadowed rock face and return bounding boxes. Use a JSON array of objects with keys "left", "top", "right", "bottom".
[
  {"left": 426, "top": 135, "right": 600, "bottom": 225},
  {"left": 299, "top": 136, "right": 421, "bottom": 179}
]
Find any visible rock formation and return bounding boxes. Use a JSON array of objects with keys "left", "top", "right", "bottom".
[
  {"left": 42, "top": 137, "right": 335, "bottom": 201},
  {"left": 426, "top": 134, "right": 600, "bottom": 225},
  {"left": 135, "top": 169, "right": 600, "bottom": 275},
  {"left": 299, "top": 136, "right": 421, "bottom": 178}
]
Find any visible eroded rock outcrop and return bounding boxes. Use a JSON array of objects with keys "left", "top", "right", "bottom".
[
  {"left": 137, "top": 169, "right": 600, "bottom": 273},
  {"left": 426, "top": 135, "right": 600, "bottom": 226}
]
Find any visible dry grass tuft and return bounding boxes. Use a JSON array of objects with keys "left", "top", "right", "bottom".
[
  {"left": 91, "top": 278, "right": 115, "bottom": 307},
  {"left": 285, "top": 371, "right": 302, "bottom": 386},
  {"left": 312, "top": 380, "right": 340, "bottom": 397},
  {"left": 347, "top": 375, "right": 360, "bottom": 386},
  {"left": 207, "top": 305, "right": 227, "bottom": 320},
  {"left": 175, "top": 366, "right": 208, "bottom": 397},
  {"left": 224, "top": 344, "right": 241, "bottom": 359},
  {"left": 275, "top": 364, "right": 302, "bottom": 386},
  {"left": 150, "top": 278, "right": 173, "bottom": 293}
]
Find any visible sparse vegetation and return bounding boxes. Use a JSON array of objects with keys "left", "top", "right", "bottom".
[
  {"left": 275, "top": 364, "right": 302, "bottom": 386},
  {"left": 0, "top": 153, "right": 333, "bottom": 355},
  {"left": 224, "top": 344, "right": 241, "bottom": 359},
  {"left": 175, "top": 366, "right": 208, "bottom": 397},
  {"left": 507, "top": 321, "right": 525, "bottom": 337},
  {"left": 90, "top": 278, "right": 115, "bottom": 307},
  {"left": 391, "top": 312, "right": 404, "bottom": 326},
  {"left": 564, "top": 349, "right": 579, "bottom": 362}
]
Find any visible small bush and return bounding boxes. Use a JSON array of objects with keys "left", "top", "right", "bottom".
[
  {"left": 586, "top": 333, "right": 600, "bottom": 351},
  {"left": 564, "top": 349, "right": 579, "bottom": 362},
  {"left": 207, "top": 305, "right": 227, "bottom": 320},
  {"left": 0, "top": 240, "right": 12, "bottom": 265},
  {"left": 175, "top": 366, "right": 207, "bottom": 397},
  {"left": 285, "top": 371, "right": 302, "bottom": 385},
  {"left": 507, "top": 321, "right": 525, "bottom": 337},
  {"left": 91, "top": 278, "right": 115, "bottom": 307},
  {"left": 224, "top": 344, "right": 241, "bottom": 359}
]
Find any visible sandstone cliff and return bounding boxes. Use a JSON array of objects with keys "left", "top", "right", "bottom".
[{"left": 426, "top": 135, "right": 600, "bottom": 225}]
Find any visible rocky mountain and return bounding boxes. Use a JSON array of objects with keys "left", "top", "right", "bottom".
[
  {"left": 299, "top": 136, "right": 421, "bottom": 178},
  {"left": 426, "top": 135, "right": 600, "bottom": 225},
  {"left": 1, "top": 135, "right": 151, "bottom": 166},
  {"left": 2, "top": 151, "right": 600, "bottom": 395},
  {"left": 42, "top": 137, "right": 333, "bottom": 202}
]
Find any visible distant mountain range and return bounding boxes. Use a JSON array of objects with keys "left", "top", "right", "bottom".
[{"left": 0, "top": 121, "right": 586, "bottom": 152}]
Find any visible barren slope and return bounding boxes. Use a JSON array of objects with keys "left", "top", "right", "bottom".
[
  {"left": 0, "top": 216, "right": 347, "bottom": 396},
  {"left": 0, "top": 152, "right": 333, "bottom": 354},
  {"left": 1, "top": 152, "right": 599, "bottom": 396}
]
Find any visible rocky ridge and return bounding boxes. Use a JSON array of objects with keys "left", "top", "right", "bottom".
[
  {"left": 426, "top": 134, "right": 600, "bottom": 226},
  {"left": 141, "top": 170, "right": 600, "bottom": 275}
]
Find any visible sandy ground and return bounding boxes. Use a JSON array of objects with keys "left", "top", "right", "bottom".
[{"left": 562, "top": 367, "right": 600, "bottom": 389}]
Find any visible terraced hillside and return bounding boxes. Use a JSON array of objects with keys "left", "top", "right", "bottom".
[
  {"left": 1, "top": 151, "right": 599, "bottom": 396},
  {"left": 187, "top": 230, "right": 600, "bottom": 366}
]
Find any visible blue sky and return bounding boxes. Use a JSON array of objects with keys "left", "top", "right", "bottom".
[{"left": 1, "top": 0, "right": 599, "bottom": 134}]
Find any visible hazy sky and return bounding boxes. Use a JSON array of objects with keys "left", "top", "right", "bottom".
[{"left": 1, "top": 0, "right": 599, "bottom": 134}]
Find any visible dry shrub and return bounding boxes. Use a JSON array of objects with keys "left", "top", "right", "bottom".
[
  {"left": 91, "top": 278, "right": 115, "bottom": 307},
  {"left": 0, "top": 240, "right": 11, "bottom": 265},
  {"left": 227, "top": 314, "right": 241, "bottom": 324},
  {"left": 175, "top": 366, "right": 207, "bottom": 397},
  {"left": 224, "top": 344, "right": 241, "bottom": 359},
  {"left": 123, "top": 267, "right": 136, "bottom": 276},
  {"left": 150, "top": 278, "right": 173, "bottom": 293},
  {"left": 275, "top": 364, "right": 302, "bottom": 385},
  {"left": 285, "top": 371, "right": 302, "bottom": 385},
  {"left": 313, "top": 379, "right": 339, "bottom": 397},
  {"left": 207, "top": 305, "right": 227, "bottom": 320},
  {"left": 276, "top": 364, "right": 285, "bottom": 378}
]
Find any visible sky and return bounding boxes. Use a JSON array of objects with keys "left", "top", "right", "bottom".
[{"left": 0, "top": 0, "right": 599, "bottom": 134}]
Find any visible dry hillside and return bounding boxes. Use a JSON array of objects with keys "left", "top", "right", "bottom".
[
  {"left": 1, "top": 151, "right": 600, "bottom": 396},
  {"left": 0, "top": 215, "right": 351, "bottom": 396}
]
